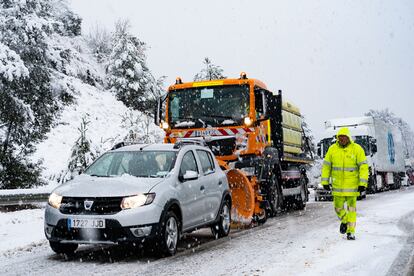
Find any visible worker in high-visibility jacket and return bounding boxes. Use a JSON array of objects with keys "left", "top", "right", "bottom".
[{"left": 321, "top": 127, "right": 369, "bottom": 240}]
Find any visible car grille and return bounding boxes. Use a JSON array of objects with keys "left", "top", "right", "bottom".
[
  {"left": 52, "top": 219, "right": 129, "bottom": 242},
  {"left": 59, "top": 197, "right": 123, "bottom": 215}
]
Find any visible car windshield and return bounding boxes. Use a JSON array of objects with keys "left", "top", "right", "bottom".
[
  {"left": 85, "top": 151, "right": 177, "bottom": 178},
  {"left": 168, "top": 85, "right": 250, "bottom": 128}
]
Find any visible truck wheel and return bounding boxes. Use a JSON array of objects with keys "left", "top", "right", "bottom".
[
  {"left": 295, "top": 176, "right": 307, "bottom": 210},
  {"left": 369, "top": 175, "right": 377, "bottom": 194},
  {"left": 268, "top": 173, "right": 283, "bottom": 217},
  {"left": 49, "top": 241, "right": 78, "bottom": 255},
  {"left": 156, "top": 211, "right": 180, "bottom": 256},
  {"left": 211, "top": 200, "right": 231, "bottom": 239}
]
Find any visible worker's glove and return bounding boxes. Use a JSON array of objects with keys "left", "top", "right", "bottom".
[
  {"left": 358, "top": 186, "right": 366, "bottom": 192},
  {"left": 323, "top": 185, "right": 331, "bottom": 191}
]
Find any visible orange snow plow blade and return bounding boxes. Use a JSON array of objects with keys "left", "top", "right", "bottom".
[{"left": 226, "top": 169, "right": 255, "bottom": 224}]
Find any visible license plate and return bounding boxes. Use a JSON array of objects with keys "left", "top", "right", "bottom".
[{"left": 68, "top": 218, "right": 105, "bottom": 229}]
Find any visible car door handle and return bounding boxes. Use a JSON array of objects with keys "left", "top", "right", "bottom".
[
  {"left": 218, "top": 180, "right": 222, "bottom": 186},
  {"left": 200, "top": 185, "right": 205, "bottom": 191}
]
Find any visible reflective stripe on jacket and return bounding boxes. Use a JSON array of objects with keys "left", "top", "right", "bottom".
[{"left": 321, "top": 128, "right": 369, "bottom": 196}]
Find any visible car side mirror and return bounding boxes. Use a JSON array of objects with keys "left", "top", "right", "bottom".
[
  {"left": 317, "top": 142, "right": 321, "bottom": 157},
  {"left": 370, "top": 138, "right": 377, "bottom": 155},
  {"left": 371, "top": 144, "right": 377, "bottom": 154},
  {"left": 182, "top": 170, "right": 198, "bottom": 181}
]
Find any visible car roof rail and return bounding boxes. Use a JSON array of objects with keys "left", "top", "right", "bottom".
[
  {"left": 111, "top": 141, "right": 151, "bottom": 150},
  {"left": 173, "top": 138, "right": 207, "bottom": 149}
]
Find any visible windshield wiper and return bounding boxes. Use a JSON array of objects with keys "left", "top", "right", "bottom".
[
  {"left": 88, "top": 174, "right": 109, "bottom": 177},
  {"left": 173, "top": 117, "right": 194, "bottom": 122},
  {"left": 202, "top": 114, "right": 236, "bottom": 120}
]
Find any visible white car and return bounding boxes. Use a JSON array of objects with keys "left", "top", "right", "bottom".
[{"left": 44, "top": 142, "right": 231, "bottom": 256}]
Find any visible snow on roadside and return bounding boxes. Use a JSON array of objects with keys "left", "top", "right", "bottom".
[
  {"left": 0, "top": 209, "right": 45, "bottom": 254},
  {"left": 0, "top": 186, "right": 54, "bottom": 196}
]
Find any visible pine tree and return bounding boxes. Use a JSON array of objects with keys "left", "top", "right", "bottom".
[
  {"left": 68, "top": 116, "right": 95, "bottom": 174},
  {"left": 86, "top": 24, "right": 112, "bottom": 64},
  {"left": 106, "top": 20, "right": 161, "bottom": 115},
  {"left": 194, "top": 57, "right": 226, "bottom": 81},
  {"left": 120, "top": 110, "right": 163, "bottom": 144}
]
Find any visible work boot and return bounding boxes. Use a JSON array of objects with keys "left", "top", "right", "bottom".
[
  {"left": 340, "top": 223, "right": 347, "bottom": 234},
  {"left": 347, "top": 233, "right": 355, "bottom": 240}
]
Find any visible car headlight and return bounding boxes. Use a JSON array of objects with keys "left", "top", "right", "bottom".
[
  {"left": 48, "top": 192, "right": 62, "bottom": 209},
  {"left": 120, "top": 193, "right": 156, "bottom": 209}
]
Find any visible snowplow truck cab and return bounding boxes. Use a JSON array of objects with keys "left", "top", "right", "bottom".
[{"left": 154, "top": 74, "right": 313, "bottom": 224}]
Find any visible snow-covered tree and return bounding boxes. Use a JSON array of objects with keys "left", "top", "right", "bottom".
[
  {"left": 194, "top": 57, "right": 226, "bottom": 81},
  {"left": 106, "top": 20, "right": 161, "bottom": 114},
  {"left": 86, "top": 24, "right": 112, "bottom": 64},
  {"left": 301, "top": 116, "right": 316, "bottom": 158},
  {"left": 68, "top": 116, "right": 95, "bottom": 174},
  {"left": 0, "top": 0, "right": 99, "bottom": 188},
  {"left": 365, "top": 109, "right": 414, "bottom": 158},
  {"left": 120, "top": 110, "right": 163, "bottom": 144},
  {"left": 0, "top": 46, "right": 45, "bottom": 188}
]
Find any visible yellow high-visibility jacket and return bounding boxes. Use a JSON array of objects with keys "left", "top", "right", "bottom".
[{"left": 321, "top": 127, "right": 369, "bottom": 196}]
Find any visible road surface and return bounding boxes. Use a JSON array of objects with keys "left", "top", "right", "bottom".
[{"left": 0, "top": 187, "right": 413, "bottom": 276}]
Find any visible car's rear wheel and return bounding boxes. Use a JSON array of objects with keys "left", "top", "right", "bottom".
[
  {"left": 49, "top": 241, "right": 78, "bottom": 255},
  {"left": 211, "top": 200, "right": 231, "bottom": 239},
  {"left": 156, "top": 211, "right": 179, "bottom": 256}
]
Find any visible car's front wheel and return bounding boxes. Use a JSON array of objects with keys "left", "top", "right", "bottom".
[
  {"left": 49, "top": 241, "right": 78, "bottom": 255},
  {"left": 211, "top": 200, "right": 231, "bottom": 239},
  {"left": 156, "top": 211, "right": 180, "bottom": 256}
]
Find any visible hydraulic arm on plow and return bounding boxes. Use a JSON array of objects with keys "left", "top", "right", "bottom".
[{"left": 155, "top": 73, "right": 313, "bottom": 225}]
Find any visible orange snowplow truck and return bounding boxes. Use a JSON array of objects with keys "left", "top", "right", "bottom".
[{"left": 154, "top": 73, "right": 313, "bottom": 224}]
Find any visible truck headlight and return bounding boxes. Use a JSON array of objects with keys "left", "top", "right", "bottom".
[
  {"left": 161, "top": 122, "right": 169, "bottom": 130},
  {"left": 121, "top": 193, "right": 156, "bottom": 209},
  {"left": 48, "top": 193, "right": 62, "bottom": 209},
  {"left": 244, "top": 117, "right": 253, "bottom": 127}
]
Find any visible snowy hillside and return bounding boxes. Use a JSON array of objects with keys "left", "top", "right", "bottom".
[
  {"left": 0, "top": 0, "right": 165, "bottom": 189},
  {"left": 31, "top": 80, "right": 164, "bottom": 186}
]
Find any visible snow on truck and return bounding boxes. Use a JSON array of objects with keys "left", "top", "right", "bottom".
[
  {"left": 154, "top": 73, "right": 313, "bottom": 224},
  {"left": 317, "top": 116, "right": 406, "bottom": 193}
]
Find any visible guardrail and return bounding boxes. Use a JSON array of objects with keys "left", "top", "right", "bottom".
[{"left": 0, "top": 193, "right": 49, "bottom": 206}]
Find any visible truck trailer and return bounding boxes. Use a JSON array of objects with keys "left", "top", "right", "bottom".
[{"left": 317, "top": 116, "right": 406, "bottom": 193}]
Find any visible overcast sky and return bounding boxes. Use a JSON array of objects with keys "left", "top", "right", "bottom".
[{"left": 69, "top": 0, "right": 414, "bottom": 139}]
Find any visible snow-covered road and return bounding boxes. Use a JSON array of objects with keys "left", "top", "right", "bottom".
[{"left": 1, "top": 187, "right": 414, "bottom": 276}]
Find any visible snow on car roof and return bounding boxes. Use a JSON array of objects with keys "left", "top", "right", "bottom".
[{"left": 113, "top": 143, "right": 178, "bottom": 152}]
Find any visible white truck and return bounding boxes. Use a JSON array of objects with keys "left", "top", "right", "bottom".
[{"left": 317, "top": 116, "right": 406, "bottom": 193}]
